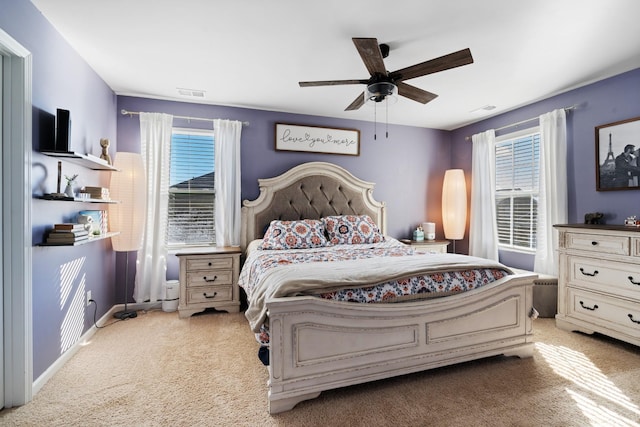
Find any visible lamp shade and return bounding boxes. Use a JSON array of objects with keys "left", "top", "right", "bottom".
[
  {"left": 442, "top": 169, "right": 467, "bottom": 240},
  {"left": 109, "top": 152, "right": 146, "bottom": 252}
]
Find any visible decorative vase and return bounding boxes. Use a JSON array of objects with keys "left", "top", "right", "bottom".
[{"left": 64, "top": 183, "right": 74, "bottom": 198}]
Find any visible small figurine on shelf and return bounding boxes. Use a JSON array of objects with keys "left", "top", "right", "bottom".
[
  {"left": 100, "top": 138, "right": 112, "bottom": 165},
  {"left": 64, "top": 174, "right": 78, "bottom": 198},
  {"left": 624, "top": 216, "right": 639, "bottom": 227}
]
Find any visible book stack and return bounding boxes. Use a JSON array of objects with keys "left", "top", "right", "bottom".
[
  {"left": 82, "top": 186, "right": 110, "bottom": 200},
  {"left": 79, "top": 210, "right": 108, "bottom": 235},
  {"left": 47, "top": 224, "right": 89, "bottom": 245}
]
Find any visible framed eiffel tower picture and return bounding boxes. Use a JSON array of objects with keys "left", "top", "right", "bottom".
[{"left": 596, "top": 116, "right": 640, "bottom": 191}]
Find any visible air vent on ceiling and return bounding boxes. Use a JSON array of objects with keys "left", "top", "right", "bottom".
[{"left": 177, "top": 88, "right": 206, "bottom": 98}]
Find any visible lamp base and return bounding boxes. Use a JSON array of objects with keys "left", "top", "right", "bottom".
[{"left": 113, "top": 310, "right": 137, "bottom": 320}]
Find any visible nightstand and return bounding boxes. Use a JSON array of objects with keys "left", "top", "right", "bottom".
[
  {"left": 400, "top": 239, "right": 450, "bottom": 254},
  {"left": 176, "top": 246, "right": 241, "bottom": 318}
]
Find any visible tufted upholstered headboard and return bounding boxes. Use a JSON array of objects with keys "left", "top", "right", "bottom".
[{"left": 240, "top": 162, "right": 386, "bottom": 251}]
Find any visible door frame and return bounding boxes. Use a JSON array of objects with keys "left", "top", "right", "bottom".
[{"left": 0, "top": 27, "right": 33, "bottom": 408}]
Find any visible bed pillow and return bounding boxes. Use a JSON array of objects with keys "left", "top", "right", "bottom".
[
  {"left": 259, "top": 219, "right": 328, "bottom": 250},
  {"left": 322, "top": 215, "right": 385, "bottom": 245}
]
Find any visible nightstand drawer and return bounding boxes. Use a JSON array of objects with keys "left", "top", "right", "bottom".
[
  {"left": 187, "top": 286, "right": 233, "bottom": 304},
  {"left": 186, "top": 270, "right": 233, "bottom": 287},
  {"left": 565, "top": 232, "right": 629, "bottom": 256},
  {"left": 187, "top": 256, "right": 234, "bottom": 271}
]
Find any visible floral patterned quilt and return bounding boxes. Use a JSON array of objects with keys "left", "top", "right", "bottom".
[{"left": 239, "top": 238, "right": 512, "bottom": 346}]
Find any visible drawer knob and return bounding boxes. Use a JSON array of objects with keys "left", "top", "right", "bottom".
[
  {"left": 579, "top": 301, "right": 599, "bottom": 311},
  {"left": 203, "top": 291, "right": 218, "bottom": 299},
  {"left": 591, "top": 241, "right": 598, "bottom": 246},
  {"left": 204, "top": 275, "right": 218, "bottom": 283},
  {"left": 208, "top": 262, "right": 212, "bottom": 266},
  {"left": 579, "top": 268, "right": 599, "bottom": 277},
  {"left": 628, "top": 276, "right": 640, "bottom": 286}
]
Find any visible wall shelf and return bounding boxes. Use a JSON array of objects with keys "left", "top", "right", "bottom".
[
  {"left": 39, "top": 231, "right": 120, "bottom": 246},
  {"left": 40, "top": 150, "right": 119, "bottom": 171},
  {"left": 38, "top": 194, "right": 119, "bottom": 204}
]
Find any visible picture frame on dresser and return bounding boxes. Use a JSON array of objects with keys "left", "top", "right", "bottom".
[{"left": 596, "top": 115, "right": 640, "bottom": 191}]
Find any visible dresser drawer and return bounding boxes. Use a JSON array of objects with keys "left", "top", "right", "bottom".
[
  {"left": 186, "top": 256, "right": 234, "bottom": 271},
  {"left": 187, "top": 285, "right": 233, "bottom": 304},
  {"left": 186, "top": 270, "right": 233, "bottom": 288},
  {"left": 567, "top": 288, "right": 640, "bottom": 335},
  {"left": 568, "top": 256, "right": 640, "bottom": 298},
  {"left": 565, "top": 232, "right": 629, "bottom": 256}
]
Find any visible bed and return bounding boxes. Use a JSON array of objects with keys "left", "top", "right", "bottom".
[{"left": 240, "top": 161, "right": 537, "bottom": 414}]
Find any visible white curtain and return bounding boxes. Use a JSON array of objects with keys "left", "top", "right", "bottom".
[
  {"left": 134, "top": 112, "right": 173, "bottom": 303},
  {"left": 534, "top": 109, "right": 567, "bottom": 275},
  {"left": 469, "top": 129, "right": 499, "bottom": 261},
  {"left": 214, "top": 119, "right": 242, "bottom": 247}
]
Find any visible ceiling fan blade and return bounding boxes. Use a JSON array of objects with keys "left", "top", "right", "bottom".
[
  {"left": 390, "top": 48, "right": 473, "bottom": 82},
  {"left": 352, "top": 38, "right": 387, "bottom": 76},
  {"left": 299, "top": 79, "right": 368, "bottom": 87},
  {"left": 396, "top": 82, "right": 438, "bottom": 104},
  {"left": 345, "top": 92, "right": 365, "bottom": 111}
]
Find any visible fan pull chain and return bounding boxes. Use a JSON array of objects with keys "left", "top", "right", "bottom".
[
  {"left": 374, "top": 102, "right": 377, "bottom": 140},
  {"left": 385, "top": 98, "right": 389, "bottom": 139}
]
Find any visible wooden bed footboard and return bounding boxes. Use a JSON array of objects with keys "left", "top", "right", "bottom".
[{"left": 266, "top": 274, "right": 536, "bottom": 414}]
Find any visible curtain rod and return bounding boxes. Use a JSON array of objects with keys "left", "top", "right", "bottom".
[
  {"left": 120, "top": 109, "right": 249, "bottom": 126},
  {"left": 465, "top": 104, "right": 578, "bottom": 141}
]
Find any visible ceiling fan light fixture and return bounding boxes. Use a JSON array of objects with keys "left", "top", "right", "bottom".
[{"left": 366, "top": 82, "right": 398, "bottom": 105}]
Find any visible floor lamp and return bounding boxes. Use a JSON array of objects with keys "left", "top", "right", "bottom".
[
  {"left": 442, "top": 169, "right": 467, "bottom": 253},
  {"left": 109, "top": 152, "right": 146, "bottom": 320}
]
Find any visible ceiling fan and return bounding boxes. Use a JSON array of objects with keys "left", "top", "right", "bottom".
[{"left": 299, "top": 38, "right": 474, "bottom": 111}]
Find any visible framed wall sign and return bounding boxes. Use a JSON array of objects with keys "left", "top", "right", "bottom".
[
  {"left": 596, "top": 116, "right": 640, "bottom": 191},
  {"left": 275, "top": 123, "right": 360, "bottom": 156}
]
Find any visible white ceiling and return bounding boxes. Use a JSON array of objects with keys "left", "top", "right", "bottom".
[{"left": 30, "top": 0, "right": 640, "bottom": 130}]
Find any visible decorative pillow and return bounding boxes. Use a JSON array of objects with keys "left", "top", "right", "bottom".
[
  {"left": 322, "top": 215, "right": 385, "bottom": 245},
  {"left": 259, "top": 219, "right": 328, "bottom": 250}
]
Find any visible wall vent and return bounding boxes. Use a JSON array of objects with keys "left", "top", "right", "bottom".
[{"left": 177, "top": 88, "right": 206, "bottom": 97}]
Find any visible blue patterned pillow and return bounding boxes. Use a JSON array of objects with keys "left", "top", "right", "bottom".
[
  {"left": 322, "top": 215, "right": 384, "bottom": 245},
  {"left": 260, "top": 219, "right": 328, "bottom": 250}
]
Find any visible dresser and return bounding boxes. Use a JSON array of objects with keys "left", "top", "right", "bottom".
[
  {"left": 555, "top": 224, "right": 640, "bottom": 346},
  {"left": 176, "top": 246, "right": 241, "bottom": 318}
]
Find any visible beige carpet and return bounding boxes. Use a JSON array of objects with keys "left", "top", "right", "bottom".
[{"left": 2, "top": 311, "right": 640, "bottom": 427}]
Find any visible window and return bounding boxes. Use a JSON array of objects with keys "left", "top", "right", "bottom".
[
  {"left": 167, "top": 128, "right": 215, "bottom": 247},
  {"left": 494, "top": 129, "right": 540, "bottom": 251}
]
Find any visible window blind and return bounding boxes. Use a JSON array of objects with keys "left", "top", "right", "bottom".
[
  {"left": 495, "top": 133, "right": 540, "bottom": 250},
  {"left": 167, "top": 129, "right": 215, "bottom": 246}
]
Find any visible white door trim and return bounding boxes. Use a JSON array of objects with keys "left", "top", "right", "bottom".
[{"left": 0, "top": 27, "right": 33, "bottom": 408}]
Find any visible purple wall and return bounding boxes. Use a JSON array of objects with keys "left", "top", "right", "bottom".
[
  {"left": 2, "top": 0, "right": 117, "bottom": 379},
  {"left": 117, "top": 96, "right": 452, "bottom": 280},
  {"left": 450, "top": 68, "right": 640, "bottom": 268}
]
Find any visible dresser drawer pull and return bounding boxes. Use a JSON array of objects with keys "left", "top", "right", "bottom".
[
  {"left": 628, "top": 314, "right": 640, "bottom": 325},
  {"left": 628, "top": 276, "right": 640, "bottom": 286},
  {"left": 579, "top": 301, "right": 599, "bottom": 311},
  {"left": 579, "top": 268, "right": 599, "bottom": 277},
  {"left": 203, "top": 292, "right": 218, "bottom": 299},
  {"left": 203, "top": 275, "right": 218, "bottom": 283},
  {"left": 591, "top": 241, "right": 598, "bottom": 246}
]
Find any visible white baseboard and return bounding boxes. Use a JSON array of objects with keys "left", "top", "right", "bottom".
[{"left": 32, "top": 301, "right": 162, "bottom": 395}]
